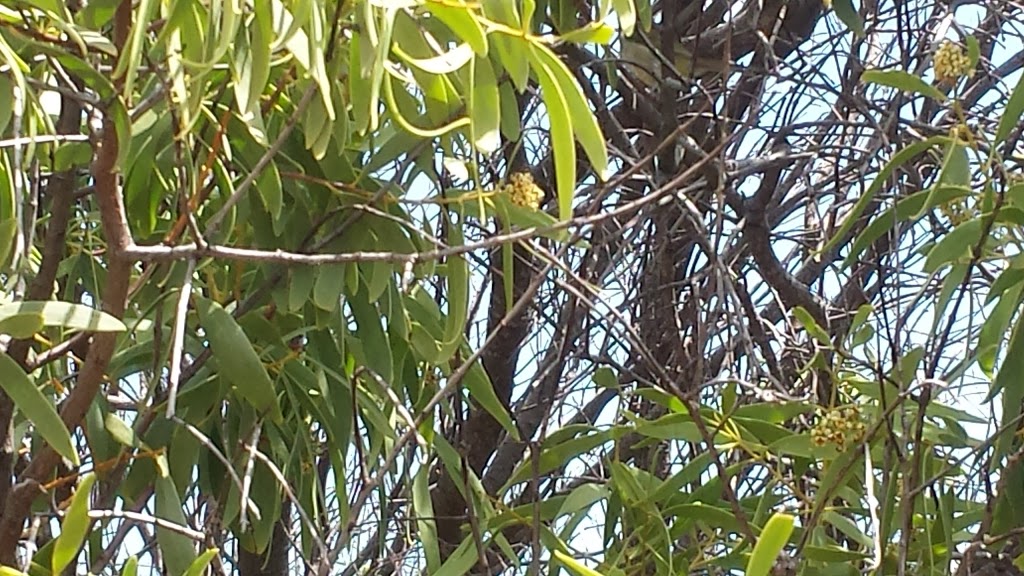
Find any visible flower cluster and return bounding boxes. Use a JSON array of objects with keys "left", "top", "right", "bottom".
[
  {"left": 934, "top": 41, "right": 973, "bottom": 83},
  {"left": 811, "top": 404, "right": 866, "bottom": 450},
  {"left": 503, "top": 172, "right": 544, "bottom": 210}
]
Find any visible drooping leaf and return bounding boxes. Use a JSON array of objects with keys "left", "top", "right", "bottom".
[
  {"left": 471, "top": 56, "right": 501, "bottom": 152},
  {"left": 154, "top": 460, "right": 197, "bottom": 576},
  {"left": 996, "top": 62, "right": 1024, "bottom": 145},
  {"left": 196, "top": 298, "right": 283, "bottom": 423},
  {"left": 832, "top": 0, "right": 864, "bottom": 37},
  {"left": 0, "top": 352, "right": 78, "bottom": 465}
]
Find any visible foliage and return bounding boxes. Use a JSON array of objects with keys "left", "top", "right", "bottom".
[{"left": 0, "top": 0, "right": 1023, "bottom": 575}]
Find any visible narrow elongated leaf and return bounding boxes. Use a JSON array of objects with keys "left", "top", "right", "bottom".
[
  {"left": 196, "top": 298, "right": 282, "bottom": 423},
  {"left": 112, "top": 0, "right": 158, "bottom": 100},
  {"left": 425, "top": 3, "right": 487, "bottom": 55},
  {"left": 183, "top": 548, "right": 220, "bottom": 576},
  {"left": 0, "top": 352, "right": 78, "bottom": 464},
  {"left": 52, "top": 473, "right": 97, "bottom": 574},
  {"left": 611, "top": 0, "right": 636, "bottom": 36},
  {"left": 554, "top": 550, "right": 606, "bottom": 576},
  {"left": 119, "top": 557, "right": 138, "bottom": 576},
  {"left": 155, "top": 465, "right": 197, "bottom": 576},
  {"left": 0, "top": 301, "right": 126, "bottom": 332},
  {"left": 527, "top": 44, "right": 575, "bottom": 220},
  {"left": 993, "top": 314, "right": 1024, "bottom": 462},
  {"left": 439, "top": 220, "right": 468, "bottom": 358},
  {"left": 862, "top": 69, "right": 946, "bottom": 101},
  {"left": 746, "top": 513, "right": 795, "bottom": 576},
  {"left": 832, "top": 0, "right": 864, "bottom": 36},
  {"left": 924, "top": 218, "right": 984, "bottom": 272},
  {"left": 0, "top": 312, "right": 44, "bottom": 338},
  {"left": 837, "top": 137, "right": 946, "bottom": 266},
  {"left": 530, "top": 42, "right": 608, "bottom": 180},
  {"left": 413, "top": 465, "right": 441, "bottom": 573},
  {"left": 471, "top": 56, "right": 501, "bottom": 152},
  {"left": 996, "top": 64, "right": 1024, "bottom": 145},
  {"left": 433, "top": 537, "right": 478, "bottom": 576},
  {"left": 0, "top": 218, "right": 16, "bottom": 270}
]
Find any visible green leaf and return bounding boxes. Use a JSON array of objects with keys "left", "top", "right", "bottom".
[
  {"left": 0, "top": 352, "right": 78, "bottom": 465},
  {"left": 349, "top": 290, "right": 393, "bottom": 383},
  {"left": 112, "top": 0, "right": 158, "bottom": 101},
  {"left": 554, "top": 550, "right": 606, "bottom": 576},
  {"left": 530, "top": 42, "right": 609, "bottom": 181},
  {"left": 822, "top": 509, "right": 873, "bottom": 548},
  {"left": 924, "top": 218, "right": 984, "bottom": 272},
  {"left": 803, "top": 545, "right": 871, "bottom": 562},
  {"left": 471, "top": 56, "right": 501, "bottom": 152},
  {"left": 849, "top": 185, "right": 968, "bottom": 264},
  {"left": 0, "top": 301, "right": 126, "bottom": 332},
  {"left": 313, "top": 264, "right": 346, "bottom": 311},
  {"left": 196, "top": 298, "right": 282, "bottom": 423},
  {"left": 560, "top": 22, "right": 615, "bottom": 45},
  {"left": 52, "top": 473, "right": 97, "bottom": 574},
  {"left": 463, "top": 358, "right": 518, "bottom": 439},
  {"left": 53, "top": 142, "right": 93, "bottom": 171},
  {"left": 966, "top": 35, "right": 981, "bottom": 68},
  {"left": 527, "top": 44, "right": 575, "bottom": 220},
  {"left": 832, "top": 0, "right": 864, "bottom": 37},
  {"left": 439, "top": 219, "right": 468, "bottom": 358},
  {"left": 119, "top": 557, "right": 138, "bottom": 576},
  {"left": 183, "top": 548, "right": 220, "bottom": 576},
  {"left": 257, "top": 160, "right": 283, "bottom": 223},
  {"left": 434, "top": 537, "right": 478, "bottom": 576},
  {"left": 836, "top": 137, "right": 946, "bottom": 266},
  {"left": 289, "top": 266, "right": 317, "bottom": 312},
  {"left": 862, "top": 69, "right": 946, "bottom": 102},
  {"left": 413, "top": 465, "right": 441, "bottom": 573},
  {"left": 611, "top": 0, "right": 636, "bottom": 36},
  {"left": 498, "top": 80, "right": 521, "bottom": 141},
  {"left": 155, "top": 461, "right": 196, "bottom": 576},
  {"left": 0, "top": 218, "right": 16, "bottom": 270},
  {"left": 792, "top": 307, "right": 831, "bottom": 345},
  {"left": 993, "top": 313, "right": 1024, "bottom": 462},
  {"left": 996, "top": 60, "right": 1024, "bottom": 145},
  {"left": 939, "top": 143, "right": 970, "bottom": 186},
  {"left": 0, "top": 311, "right": 45, "bottom": 338},
  {"left": 746, "top": 513, "right": 795, "bottom": 576},
  {"left": 978, "top": 282, "right": 1024, "bottom": 375},
  {"left": 425, "top": 2, "right": 487, "bottom": 55}
]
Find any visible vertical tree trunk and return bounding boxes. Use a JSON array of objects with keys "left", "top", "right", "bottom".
[{"left": 238, "top": 499, "right": 292, "bottom": 576}]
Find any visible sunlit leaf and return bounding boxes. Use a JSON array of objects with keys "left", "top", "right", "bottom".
[
  {"left": 0, "top": 301, "right": 126, "bottom": 332},
  {"left": 52, "top": 473, "right": 97, "bottom": 575},
  {"left": 746, "top": 513, "right": 795, "bottom": 576}
]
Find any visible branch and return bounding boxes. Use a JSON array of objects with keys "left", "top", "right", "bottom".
[
  {"left": 0, "top": 0, "right": 134, "bottom": 558},
  {"left": 741, "top": 143, "right": 829, "bottom": 328}
]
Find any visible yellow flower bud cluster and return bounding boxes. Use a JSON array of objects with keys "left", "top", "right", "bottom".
[
  {"left": 934, "top": 41, "right": 973, "bottom": 84},
  {"left": 503, "top": 172, "right": 544, "bottom": 211},
  {"left": 811, "top": 404, "right": 866, "bottom": 450}
]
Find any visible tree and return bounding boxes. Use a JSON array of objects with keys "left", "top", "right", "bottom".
[{"left": 1, "top": 0, "right": 1024, "bottom": 574}]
